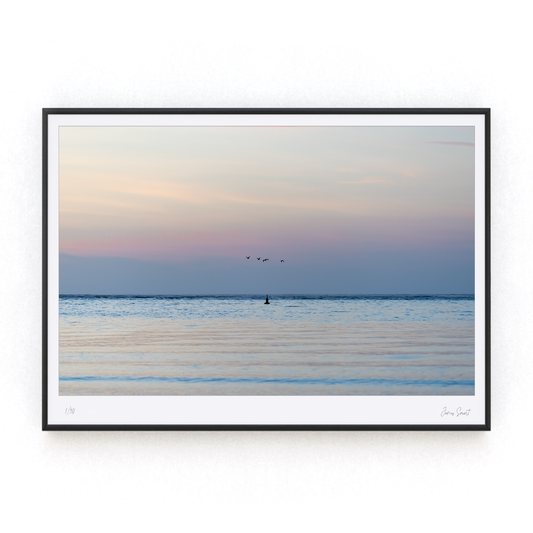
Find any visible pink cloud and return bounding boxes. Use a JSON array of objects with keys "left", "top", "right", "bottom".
[{"left": 424, "top": 141, "right": 474, "bottom": 147}]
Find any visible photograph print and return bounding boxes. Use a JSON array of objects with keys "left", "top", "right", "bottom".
[{"left": 44, "top": 110, "right": 489, "bottom": 428}]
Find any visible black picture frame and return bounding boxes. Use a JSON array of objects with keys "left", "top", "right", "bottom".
[{"left": 43, "top": 108, "right": 490, "bottom": 430}]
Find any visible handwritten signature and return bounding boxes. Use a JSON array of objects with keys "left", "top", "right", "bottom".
[{"left": 441, "top": 407, "right": 471, "bottom": 418}]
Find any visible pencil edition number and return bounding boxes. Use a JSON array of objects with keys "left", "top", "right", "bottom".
[{"left": 65, "top": 407, "right": 75, "bottom": 416}]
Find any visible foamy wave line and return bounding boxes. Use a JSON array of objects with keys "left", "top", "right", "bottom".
[{"left": 60, "top": 375, "right": 474, "bottom": 387}]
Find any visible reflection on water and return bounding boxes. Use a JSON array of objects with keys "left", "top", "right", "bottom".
[{"left": 59, "top": 295, "right": 475, "bottom": 396}]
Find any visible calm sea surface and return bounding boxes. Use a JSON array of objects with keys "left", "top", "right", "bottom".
[{"left": 59, "top": 295, "right": 475, "bottom": 396}]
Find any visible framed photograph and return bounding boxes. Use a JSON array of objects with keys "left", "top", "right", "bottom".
[{"left": 43, "top": 108, "right": 490, "bottom": 430}]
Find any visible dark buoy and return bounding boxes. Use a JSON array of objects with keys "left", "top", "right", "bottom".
[{"left": 264, "top": 295, "right": 270, "bottom": 304}]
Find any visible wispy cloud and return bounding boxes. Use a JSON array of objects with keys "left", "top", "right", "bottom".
[
  {"left": 425, "top": 141, "right": 474, "bottom": 147},
  {"left": 338, "top": 167, "right": 419, "bottom": 180},
  {"left": 337, "top": 167, "right": 363, "bottom": 173},
  {"left": 400, "top": 169, "right": 418, "bottom": 178},
  {"left": 339, "top": 177, "right": 390, "bottom": 185}
]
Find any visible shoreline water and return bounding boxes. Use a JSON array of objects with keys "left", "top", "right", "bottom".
[{"left": 58, "top": 295, "right": 475, "bottom": 396}]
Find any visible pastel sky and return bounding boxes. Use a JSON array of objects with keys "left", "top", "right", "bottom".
[{"left": 59, "top": 126, "right": 475, "bottom": 294}]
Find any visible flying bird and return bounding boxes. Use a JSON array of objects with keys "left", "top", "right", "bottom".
[
  {"left": 263, "top": 258, "right": 269, "bottom": 262},
  {"left": 257, "top": 257, "right": 261, "bottom": 260},
  {"left": 246, "top": 256, "right": 250, "bottom": 259},
  {"left": 281, "top": 260, "right": 285, "bottom": 262}
]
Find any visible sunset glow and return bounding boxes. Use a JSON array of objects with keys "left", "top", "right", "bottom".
[{"left": 59, "top": 125, "right": 475, "bottom": 294}]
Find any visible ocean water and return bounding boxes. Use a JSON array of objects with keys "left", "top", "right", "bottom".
[{"left": 59, "top": 295, "right": 475, "bottom": 396}]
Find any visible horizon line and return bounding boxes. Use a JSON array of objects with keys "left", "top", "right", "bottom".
[{"left": 59, "top": 293, "right": 475, "bottom": 297}]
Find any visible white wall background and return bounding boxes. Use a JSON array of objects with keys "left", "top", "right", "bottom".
[{"left": 1, "top": 1, "right": 530, "bottom": 531}]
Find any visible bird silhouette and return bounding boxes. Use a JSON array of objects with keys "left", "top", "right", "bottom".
[
  {"left": 281, "top": 260, "right": 285, "bottom": 262},
  {"left": 246, "top": 256, "right": 250, "bottom": 259},
  {"left": 263, "top": 258, "right": 269, "bottom": 262},
  {"left": 257, "top": 257, "right": 261, "bottom": 260}
]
